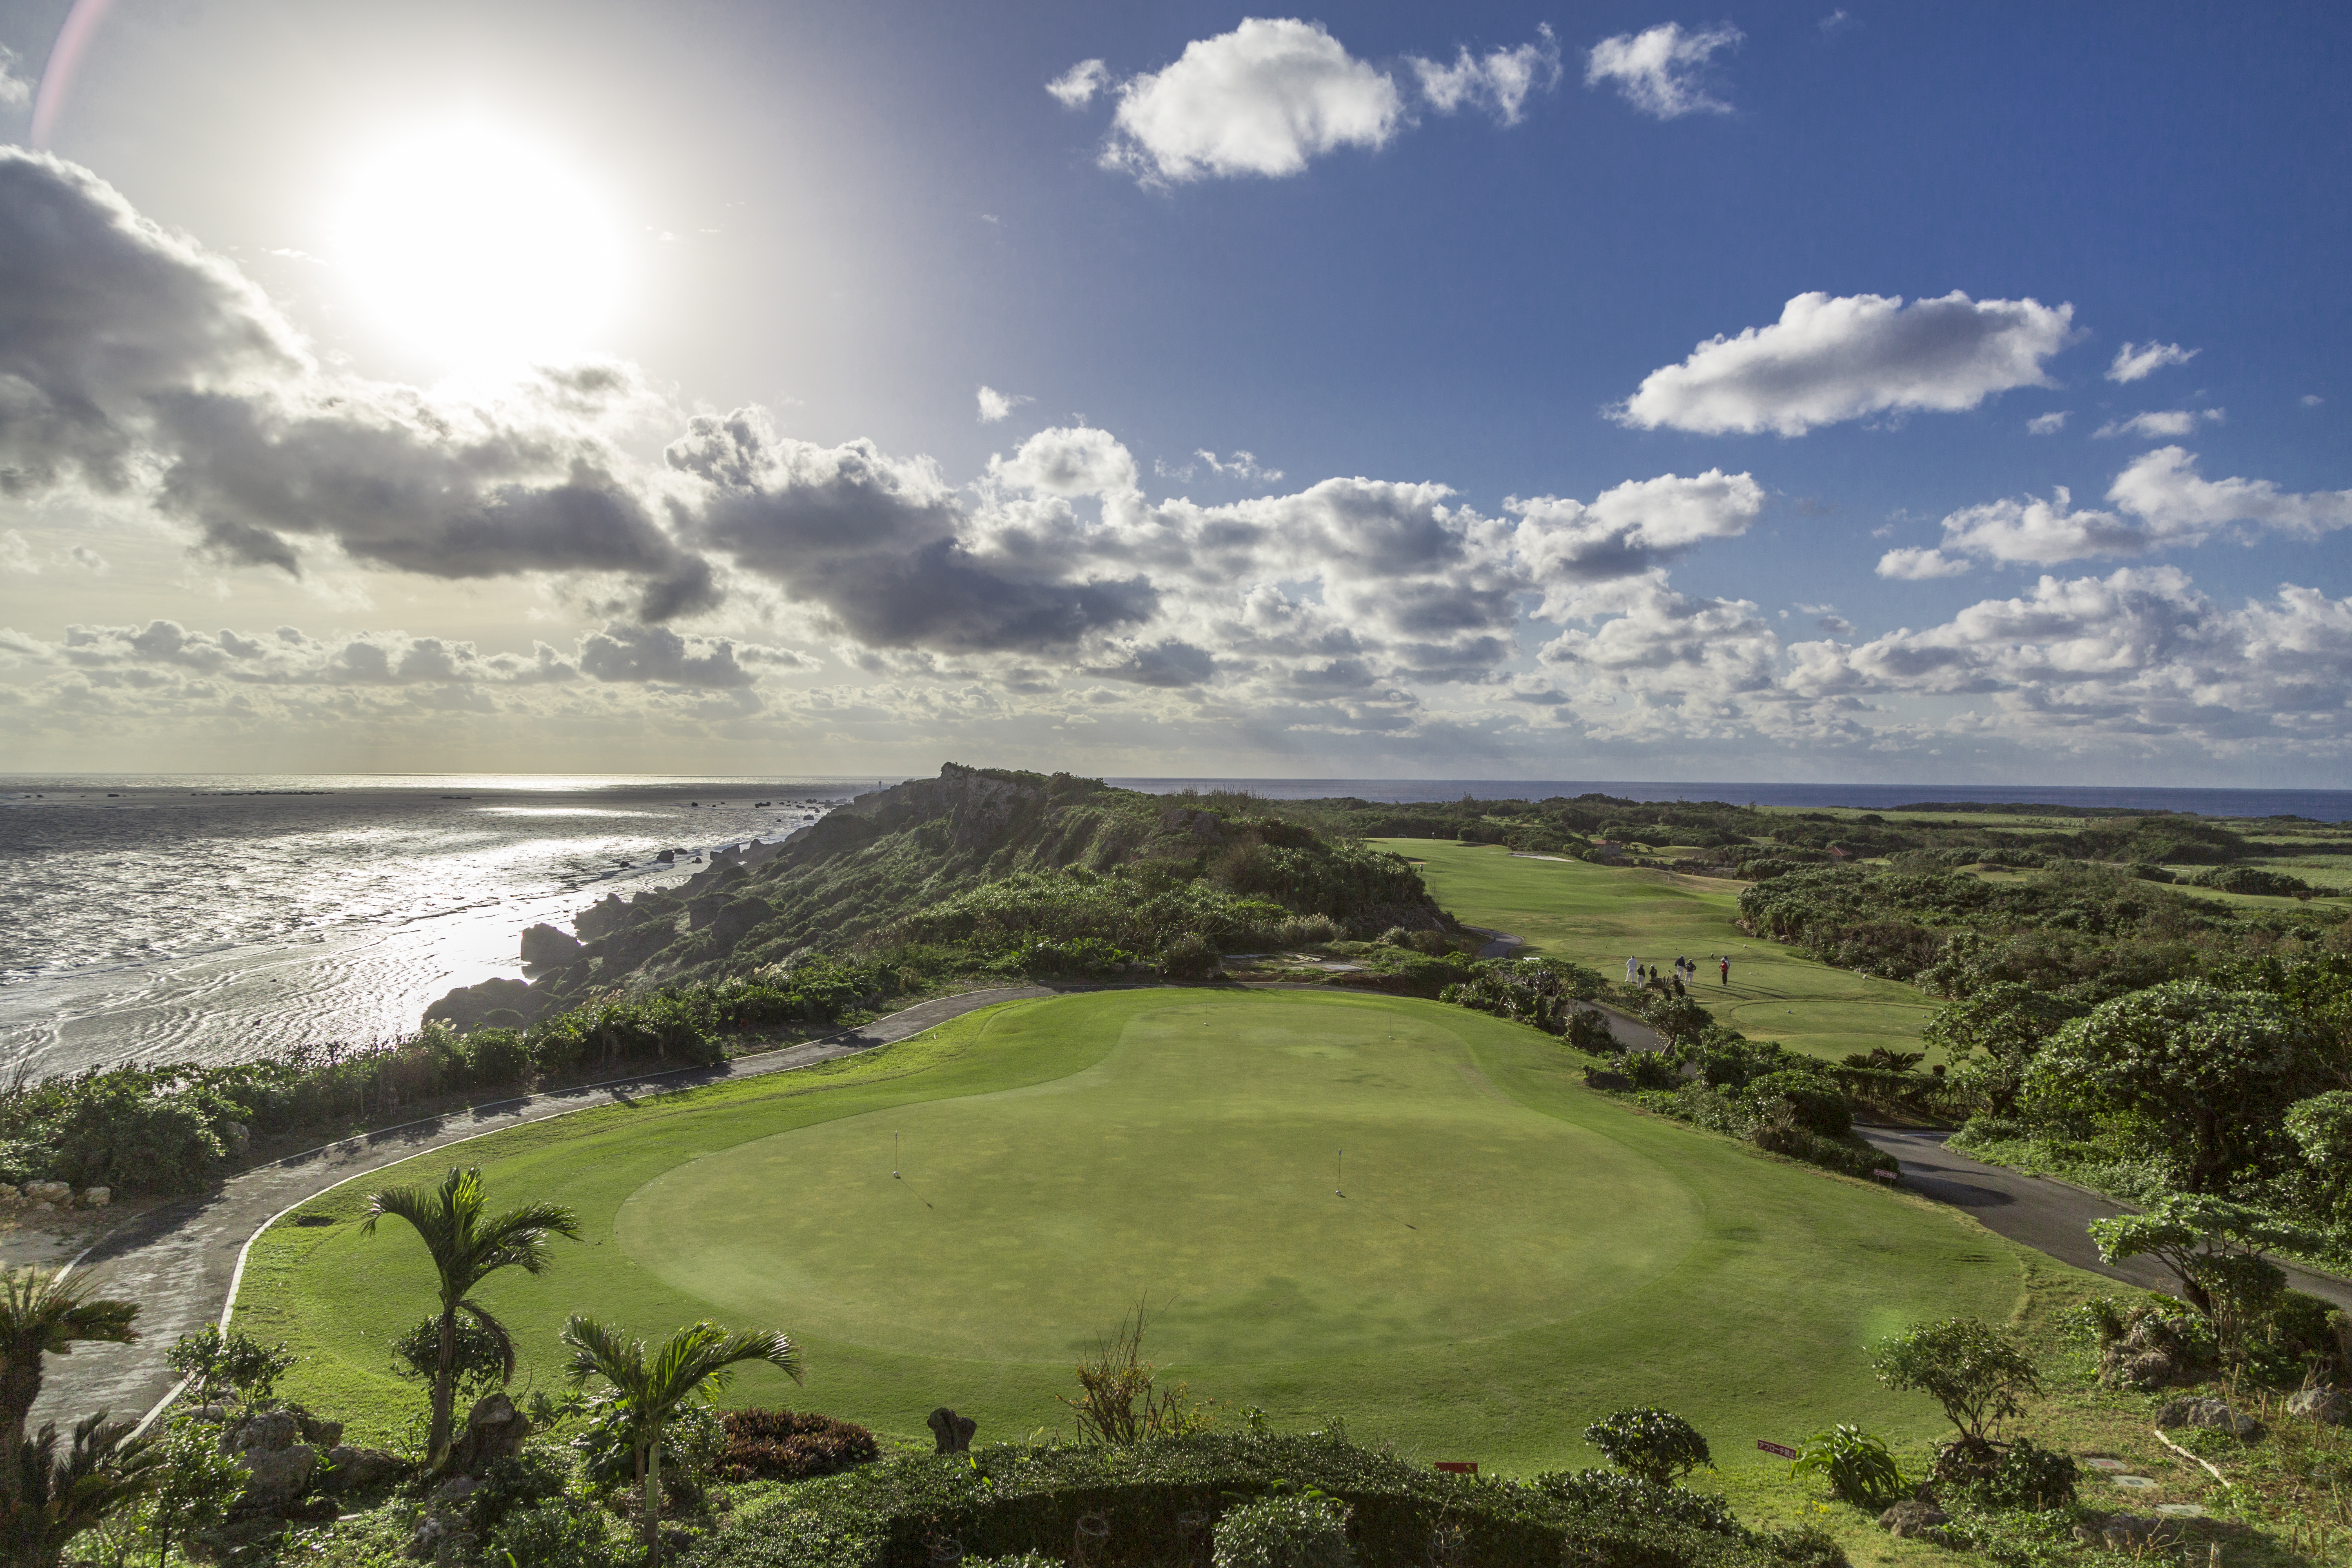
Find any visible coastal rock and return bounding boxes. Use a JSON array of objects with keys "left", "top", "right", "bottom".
[
  {"left": 2287, "top": 1387, "right": 2350, "bottom": 1426},
  {"left": 444, "top": 1393, "right": 528, "bottom": 1476},
  {"left": 575, "top": 893, "right": 636, "bottom": 942},
  {"left": 1878, "top": 1499, "right": 1947, "bottom": 1538},
  {"left": 22, "top": 1180, "right": 70, "bottom": 1205},
  {"left": 424, "top": 978, "right": 538, "bottom": 1034},
  {"left": 325, "top": 1446, "right": 406, "bottom": 1490},
  {"left": 927, "top": 1407, "right": 976, "bottom": 1454},
  {"left": 2156, "top": 1397, "right": 2259, "bottom": 1437},
  {"left": 519, "top": 923, "right": 584, "bottom": 968}
]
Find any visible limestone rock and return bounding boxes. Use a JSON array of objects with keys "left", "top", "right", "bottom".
[
  {"left": 2076, "top": 1514, "right": 2176, "bottom": 1550},
  {"left": 297, "top": 1413, "right": 344, "bottom": 1450},
  {"left": 0, "top": 1185, "right": 17, "bottom": 1204},
  {"left": 2098, "top": 1305, "right": 2210, "bottom": 1391},
  {"left": 80, "top": 1186, "right": 109, "bottom": 1208},
  {"left": 23, "top": 1180, "right": 71, "bottom": 1205},
  {"left": 519, "top": 923, "right": 584, "bottom": 968},
  {"left": 2287, "top": 1386, "right": 2350, "bottom": 1426},
  {"left": 324, "top": 1446, "right": 406, "bottom": 1490},
  {"left": 1878, "top": 1499, "right": 1948, "bottom": 1538},
  {"left": 927, "top": 1407, "right": 976, "bottom": 1454},
  {"left": 444, "top": 1393, "right": 528, "bottom": 1476},
  {"left": 222, "top": 1410, "right": 301, "bottom": 1455},
  {"left": 2155, "top": 1397, "right": 2259, "bottom": 1437},
  {"left": 233, "top": 1443, "right": 317, "bottom": 1512},
  {"left": 405, "top": 1512, "right": 472, "bottom": 1561}
]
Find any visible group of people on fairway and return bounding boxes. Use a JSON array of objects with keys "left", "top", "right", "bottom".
[{"left": 1625, "top": 954, "right": 1731, "bottom": 986}]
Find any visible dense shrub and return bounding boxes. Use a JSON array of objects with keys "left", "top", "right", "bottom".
[
  {"left": 462, "top": 1442, "right": 572, "bottom": 1536},
  {"left": 1160, "top": 933, "right": 1222, "bottom": 979},
  {"left": 486, "top": 1498, "right": 635, "bottom": 1568},
  {"left": 2193, "top": 865, "right": 2319, "bottom": 898},
  {"left": 717, "top": 1409, "right": 879, "bottom": 1483},
  {"left": 1212, "top": 1492, "right": 1353, "bottom": 1568},
  {"left": 1744, "top": 1071, "right": 1853, "bottom": 1138},
  {"left": 1972, "top": 1439, "right": 2077, "bottom": 1510},
  {"left": 1584, "top": 1408, "right": 1712, "bottom": 1486}
]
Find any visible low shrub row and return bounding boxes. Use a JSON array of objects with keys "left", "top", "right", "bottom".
[{"left": 681, "top": 1432, "right": 1811, "bottom": 1568}]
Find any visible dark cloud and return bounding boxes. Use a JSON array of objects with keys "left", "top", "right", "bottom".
[
  {"left": 1087, "top": 639, "right": 1217, "bottom": 687},
  {"left": 671, "top": 408, "right": 1157, "bottom": 652}
]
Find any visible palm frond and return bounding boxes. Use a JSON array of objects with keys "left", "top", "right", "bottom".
[
  {"left": 0, "top": 1267, "right": 140, "bottom": 1357},
  {"left": 560, "top": 1313, "right": 646, "bottom": 1396}
]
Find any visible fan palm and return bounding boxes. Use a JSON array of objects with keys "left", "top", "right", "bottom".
[
  {"left": 0, "top": 1268, "right": 139, "bottom": 1519},
  {"left": 361, "top": 1167, "right": 578, "bottom": 1471},
  {"left": 561, "top": 1314, "right": 801, "bottom": 1567},
  {"left": 3, "top": 1410, "right": 163, "bottom": 1568}
]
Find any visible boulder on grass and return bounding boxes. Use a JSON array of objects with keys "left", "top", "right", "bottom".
[
  {"left": 1878, "top": 1499, "right": 1948, "bottom": 1538},
  {"left": 443, "top": 1392, "right": 528, "bottom": 1476},
  {"left": 2287, "top": 1386, "right": 2351, "bottom": 1426},
  {"left": 2155, "top": 1397, "right": 2259, "bottom": 1438},
  {"left": 325, "top": 1445, "right": 407, "bottom": 1490},
  {"left": 927, "top": 1407, "right": 976, "bottom": 1454}
]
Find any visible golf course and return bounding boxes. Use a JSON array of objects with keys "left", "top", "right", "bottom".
[
  {"left": 1376, "top": 839, "right": 1941, "bottom": 1062},
  {"left": 241, "top": 985, "right": 2056, "bottom": 1472}
]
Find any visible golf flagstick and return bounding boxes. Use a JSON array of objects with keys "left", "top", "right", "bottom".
[
  {"left": 893, "top": 1130, "right": 900, "bottom": 1179},
  {"left": 1336, "top": 1148, "right": 1344, "bottom": 1197}
]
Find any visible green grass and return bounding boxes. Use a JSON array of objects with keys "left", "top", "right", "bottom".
[
  {"left": 1375, "top": 840, "right": 1939, "bottom": 1062},
  {"left": 241, "top": 988, "right": 2062, "bottom": 1474}
]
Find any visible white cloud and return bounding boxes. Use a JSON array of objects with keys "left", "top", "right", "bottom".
[
  {"left": 0, "top": 47, "right": 30, "bottom": 113},
  {"left": 1615, "top": 291, "right": 2076, "bottom": 436},
  {"left": 1098, "top": 18, "right": 1404, "bottom": 183},
  {"left": 2092, "top": 408, "right": 2222, "bottom": 440},
  {"left": 1931, "top": 487, "right": 2143, "bottom": 565},
  {"left": 1410, "top": 26, "right": 1562, "bottom": 124},
  {"left": 1875, "top": 546, "right": 1973, "bottom": 580},
  {"left": 976, "top": 385, "right": 1031, "bottom": 423},
  {"left": 0, "top": 530, "right": 36, "bottom": 573},
  {"left": 2304, "top": 394, "right": 2325, "bottom": 408},
  {"left": 1510, "top": 469, "right": 1765, "bottom": 615},
  {"left": 988, "top": 425, "right": 1140, "bottom": 498},
  {"left": 2107, "top": 445, "right": 2352, "bottom": 543},
  {"left": 2106, "top": 340, "right": 2199, "bottom": 383},
  {"left": 1047, "top": 59, "right": 1109, "bottom": 108},
  {"left": 1818, "top": 10, "right": 1856, "bottom": 34},
  {"left": 2027, "top": 411, "right": 2069, "bottom": 435},
  {"left": 1584, "top": 22, "right": 1744, "bottom": 118}
]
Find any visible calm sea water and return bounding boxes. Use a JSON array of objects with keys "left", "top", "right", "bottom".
[
  {"left": 3, "top": 771, "right": 2343, "bottom": 1081},
  {"left": 0, "top": 775, "right": 886, "bottom": 1078}
]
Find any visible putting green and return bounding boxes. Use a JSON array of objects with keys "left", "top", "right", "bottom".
[
  {"left": 617, "top": 1001, "right": 1694, "bottom": 1365},
  {"left": 244, "top": 988, "right": 2059, "bottom": 1470}
]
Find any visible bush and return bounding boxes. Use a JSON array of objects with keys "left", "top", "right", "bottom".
[
  {"left": 1274, "top": 914, "right": 1344, "bottom": 947},
  {"left": 578, "top": 1398, "right": 726, "bottom": 1506},
  {"left": 1160, "top": 933, "right": 1222, "bottom": 979},
  {"left": 1973, "top": 1438, "right": 2077, "bottom": 1511},
  {"left": 2192, "top": 866, "right": 2318, "bottom": 898},
  {"left": 463, "top": 1441, "right": 571, "bottom": 1535},
  {"left": 1789, "top": 1425, "right": 1902, "bottom": 1506},
  {"left": 486, "top": 1498, "right": 635, "bottom": 1568},
  {"left": 1583, "top": 1408, "right": 1711, "bottom": 1486},
  {"left": 718, "top": 1408, "right": 879, "bottom": 1483},
  {"left": 164, "top": 1327, "right": 294, "bottom": 1405},
  {"left": 1567, "top": 1007, "right": 1617, "bottom": 1054},
  {"left": 1212, "top": 1492, "right": 1353, "bottom": 1568},
  {"left": 392, "top": 1314, "right": 514, "bottom": 1401},
  {"left": 1526, "top": 1469, "right": 1742, "bottom": 1535},
  {"left": 1743, "top": 1071, "right": 1853, "bottom": 1137}
]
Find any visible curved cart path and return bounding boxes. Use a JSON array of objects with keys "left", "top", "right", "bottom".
[
  {"left": 36, "top": 985, "right": 1058, "bottom": 1436},
  {"left": 1858, "top": 1125, "right": 2352, "bottom": 1311}
]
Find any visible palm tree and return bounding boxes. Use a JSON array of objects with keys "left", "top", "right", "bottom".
[
  {"left": 4, "top": 1410, "right": 162, "bottom": 1568},
  {"left": 561, "top": 1315, "right": 800, "bottom": 1567},
  {"left": 0, "top": 1268, "right": 139, "bottom": 1520},
  {"left": 360, "top": 1167, "right": 578, "bottom": 1471}
]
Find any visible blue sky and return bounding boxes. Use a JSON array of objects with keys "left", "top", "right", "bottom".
[{"left": 0, "top": 0, "right": 2346, "bottom": 781}]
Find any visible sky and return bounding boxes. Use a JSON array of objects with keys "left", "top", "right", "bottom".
[{"left": 0, "top": 0, "right": 2346, "bottom": 784}]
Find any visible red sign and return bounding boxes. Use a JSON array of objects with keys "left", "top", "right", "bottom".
[
  {"left": 1434, "top": 1461, "right": 1477, "bottom": 1474},
  {"left": 1756, "top": 1441, "right": 1800, "bottom": 1460}
]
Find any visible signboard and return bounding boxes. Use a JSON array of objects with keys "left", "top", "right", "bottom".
[{"left": 1755, "top": 1441, "right": 1800, "bottom": 1460}]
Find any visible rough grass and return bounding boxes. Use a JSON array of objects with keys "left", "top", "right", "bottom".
[
  {"left": 240, "top": 988, "right": 2062, "bottom": 1475},
  {"left": 1376, "top": 840, "right": 1939, "bottom": 1063}
]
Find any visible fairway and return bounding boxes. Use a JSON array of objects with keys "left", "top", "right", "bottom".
[
  {"left": 1376, "top": 840, "right": 1939, "bottom": 1062},
  {"left": 243, "top": 988, "right": 2056, "bottom": 1472}
]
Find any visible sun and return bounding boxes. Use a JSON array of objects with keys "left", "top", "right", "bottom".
[{"left": 334, "top": 122, "right": 623, "bottom": 369}]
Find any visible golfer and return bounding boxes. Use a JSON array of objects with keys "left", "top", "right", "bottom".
[{"left": 1719, "top": 957, "right": 1730, "bottom": 984}]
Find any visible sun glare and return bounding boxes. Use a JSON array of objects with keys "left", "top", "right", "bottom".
[{"left": 334, "top": 123, "right": 622, "bottom": 368}]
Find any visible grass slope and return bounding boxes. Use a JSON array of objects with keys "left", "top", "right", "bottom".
[
  {"left": 1379, "top": 840, "right": 1940, "bottom": 1062},
  {"left": 242, "top": 989, "right": 2052, "bottom": 1474}
]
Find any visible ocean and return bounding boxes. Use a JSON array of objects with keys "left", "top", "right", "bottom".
[
  {"left": 4, "top": 771, "right": 2346, "bottom": 1081},
  {"left": 0, "top": 775, "right": 885, "bottom": 1079}
]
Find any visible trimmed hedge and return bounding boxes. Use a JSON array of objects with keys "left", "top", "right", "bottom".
[
  {"left": 682, "top": 1433, "right": 1802, "bottom": 1568},
  {"left": 718, "top": 1408, "right": 880, "bottom": 1483}
]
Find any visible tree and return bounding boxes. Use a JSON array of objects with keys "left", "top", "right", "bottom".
[
  {"left": 360, "top": 1167, "right": 579, "bottom": 1472},
  {"left": 1923, "top": 983, "right": 2081, "bottom": 1118},
  {"left": 3, "top": 1411, "right": 162, "bottom": 1568},
  {"left": 2023, "top": 981, "right": 2316, "bottom": 1194},
  {"left": 0, "top": 1269, "right": 139, "bottom": 1526},
  {"left": 1870, "top": 1318, "right": 2039, "bottom": 1462},
  {"left": 2088, "top": 1194, "right": 2324, "bottom": 1342},
  {"left": 560, "top": 1316, "right": 800, "bottom": 1568}
]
